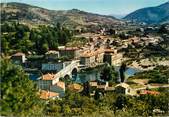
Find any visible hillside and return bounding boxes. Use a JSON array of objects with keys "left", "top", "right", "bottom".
[
  {"left": 0, "top": 2, "right": 122, "bottom": 29},
  {"left": 124, "top": 2, "right": 169, "bottom": 24}
]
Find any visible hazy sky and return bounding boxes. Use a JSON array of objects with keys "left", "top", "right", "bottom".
[{"left": 1, "top": 0, "right": 169, "bottom": 15}]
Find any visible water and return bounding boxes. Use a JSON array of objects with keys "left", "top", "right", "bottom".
[
  {"left": 29, "top": 73, "right": 41, "bottom": 81},
  {"left": 29, "top": 66, "right": 141, "bottom": 83},
  {"left": 73, "top": 66, "right": 141, "bottom": 83},
  {"left": 125, "top": 67, "right": 140, "bottom": 78}
]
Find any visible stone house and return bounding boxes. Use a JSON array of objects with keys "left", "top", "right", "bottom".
[
  {"left": 80, "top": 51, "right": 96, "bottom": 67},
  {"left": 89, "top": 81, "right": 114, "bottom": 96},
  {"left": 38, "top": 73, "right": 58, "bottom": 89},
  {"left": 41, "top": 61, "right": 71, "bottom": 73},
  {"left": 58, "top": 46, "right": 80, "bottom": 59},
  {"left": 37, "top": 73, "right": 65, "bottom": 97},
  {"left": 95, "top": 48, "right": 104, "bottom": 63},
  {"left": 80, "top": 48, "right": 104, "bottom": 67},
  {"left": 50, "top": 81, "right": 65, "bottom": 97},
  {"left": 45, "top": 50, "right": 60, "bottom": 61},
  {"left": 104, "top": 49, "right": 122, "bottom": 65},
  {"left": 115, "top": 83, "right": 133, "bottom": 95}
]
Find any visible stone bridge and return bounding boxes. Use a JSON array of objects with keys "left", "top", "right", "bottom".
[{"left": 54, "top": 60, "right": 79, "bottom": 80}]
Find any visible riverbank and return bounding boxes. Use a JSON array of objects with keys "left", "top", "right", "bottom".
[{"left": 128, "top": 58, "right": 169, "bottom": 71}]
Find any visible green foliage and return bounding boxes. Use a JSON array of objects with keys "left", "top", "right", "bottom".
[
  {"left": 44, "top": 90, "right": 169, "bottom": 116},
  {"left": 66, "top": 37, "right": 89, "bottom": 47},
  {"left": 1, "top": 22, "right": 73, "bottom": 54},
  {"left": 158, "top": 24, "right": 168, "bottom": 34},
  {"left": 82, "top": 81, "right": 90, "bottom": 96},
  {"left": 1, "top": 37, "right": 10, "bottom": 54},
  {"left": 100, "top": 64, "right": 119, "bottom": 82},
  {"left": 131, "top": 65, "right": 169, "bottom": 84},
  {"left": 94, "top": 90, "right": 100, "bottom": 100},
  {"left": 114, "top": 94, "right": 127, "bottom": 110},
  {"left": 0, "top": 58, "right": 44, "bottom": 116},
  {"left": 119, "top": 62, "right": 127, "bottom": 82}
]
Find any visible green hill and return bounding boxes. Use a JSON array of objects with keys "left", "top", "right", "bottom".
[{"left": 124, "top": 2, "right": 169, "bottom": 24}]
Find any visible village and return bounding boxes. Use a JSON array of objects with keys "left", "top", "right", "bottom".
[{"left": 9, "top": 23, "right": 169, "bottom": 100}]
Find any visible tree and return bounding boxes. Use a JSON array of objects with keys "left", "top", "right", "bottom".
[
  {"left": 62, "top": 104, "right": 71, "bottom": 115},
  {"left": 114, "top": 95, "right": 127, "bottom": 110},
  {"left": 119, "top": 62, "right": 127, "bottom": 82},
  {"left": 158, "top": 25, "right": 168, "bottom": 34},
  {"left": 0, "top": 59, "right": 44, "bottom": 116},
  {"left": 100, "top": 64, "right": 118, "bottom": 82},
  {"left": 42, "top": 43, "right": 49, "bottom": 54},
  {"left": 82, "top": 81, "right": 90, "bottom": 96},
  {"left": 94, "top": 90, "right": 101, "bottom": 100},
  {"left": 1, "top": 22, "right": 72, "bottom": 55},
  {"left": 1, "top": 37, "right": 9, "bottom": 54}
]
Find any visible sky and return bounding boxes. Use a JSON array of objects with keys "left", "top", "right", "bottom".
[{"left": 1, "top": 0, "right": 169, "bottom": 15}]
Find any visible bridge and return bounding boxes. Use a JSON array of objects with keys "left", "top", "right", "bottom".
[{"left": 54, "top": 60, "right": 80, "bottom": 81}]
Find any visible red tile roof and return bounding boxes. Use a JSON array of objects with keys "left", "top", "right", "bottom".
[
  {"left": 140, "top": 90, "right": 160, "bottom": 95},
  {"left": 39, "top": 90, "right": 59, "bottom": 100},
  {"left": 42, "top": 73, "right": 55, "bottom": 80},
  {"left": 55, "top": 81, "right": 65, "bottom": 90},
  {"left": 81, "top": 48, "right": 104, "bottom": 57},
  {"left": 104, "top": 49, "right": 114, "bottom": 53}
]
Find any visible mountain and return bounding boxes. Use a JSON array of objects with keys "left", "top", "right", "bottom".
[
  {"left": 110, "top": 14, "right": 126, "bottom": 19},
  {"left": 0, "top": 2, "right": 122, "bottom": 29},
  {"left": 124, "top": 2, "right": 169, "bottom": 24}
]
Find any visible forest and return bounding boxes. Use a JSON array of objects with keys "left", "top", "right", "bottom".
[{"left": 1, "top": 22, "right": 73, "bottom": 55}]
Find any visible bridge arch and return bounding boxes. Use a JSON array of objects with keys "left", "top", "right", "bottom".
[
  {"left": 71, "top": 68, "right": 78, "bottom": 80},
  {"left": 72, "top": 68, "right": 78, "bottom": 74},
  {"left": 64, "top": 74, "right": 71, "bottom": 79}
]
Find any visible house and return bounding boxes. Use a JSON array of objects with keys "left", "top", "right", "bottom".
[
  {"left": 89, "top": 81, "right": 110, "bottom": 90},
  {"left": 89, "top": 81, "right": 114, "bottom": 96},
  {"left": 80, "top": 51, "right": 96, "bottom": 67},
  {"left": 42, "top": 63, "right": 63, "bottom": 73},
  {"left": 11, "top": 52, "right": 26, "bottom": 65},
  {"left": 80, "top": 48, "right": 104, "bottom": 68},
  {"left": 115, "top": 83, "right": 133, "bottom": 95},
  {"left": 37, "top": 73, "right": 65, "bottom": 97},
  {"left": 39, "top": 90, "right": 59, "bottom": 100},
  {"left": 104, "top": 49, "right": 123, "bottom": 65},
  {"left": 38, "top": 73, "right": 59, "bottom": 89},
  {"left": 45, "top": 50, "right": 60, "bottom": 61},
  {"left": 95, "top": 48, "right": 104, "bottom": 63},
  {"left": 58, "top": 46, "right": 80, "bottom": 59},
  {"left": 42, "top": 60, "right": 73, "bottom": 72},
  {"left": 41, "top": 61, "right": 71, "bottom": 73},
  {"left": 103, "top": 49, "right": 115, "bottom": 65},
  {"left": 89, "top": 81, "right": 98, "bottom": 88},
  {"left": 50, "top": 81, "right": 65, "bottom": 97}
]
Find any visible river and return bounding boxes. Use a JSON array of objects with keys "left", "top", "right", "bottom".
[
  {"left": 29, "top": 66, "right": 141, "bottom": 83},
  {"left": 73, "top": 66, "right": 141, "bottom": 83}
]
